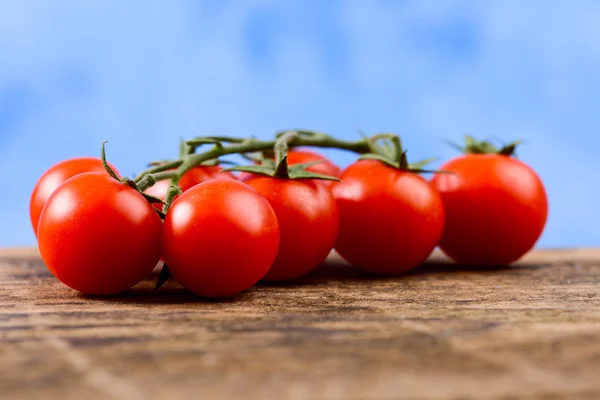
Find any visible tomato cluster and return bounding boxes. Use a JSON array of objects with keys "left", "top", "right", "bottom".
[{"left": 31, "top": 133, "right": 548, "bottom": 298}]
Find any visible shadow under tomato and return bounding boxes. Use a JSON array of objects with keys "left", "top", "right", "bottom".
[
  {"left": 409, "top": 258, "right": 556, "bottom": 275},
  {"left": 79, "top": 255, "right": 552, "bottom": 303},
  {"left": 408, "top": 262, "right": 517, "bottom": 275},
  {"left": 80, "top": 279, "right": 254, "bottom": 305},
  {"left": 258, "top": 256, "right": 548, "bottom": 288}
]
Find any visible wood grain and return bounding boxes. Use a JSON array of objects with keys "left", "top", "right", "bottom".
[{"left": 1, "top": 248, "right": 600, "bottom": 400}]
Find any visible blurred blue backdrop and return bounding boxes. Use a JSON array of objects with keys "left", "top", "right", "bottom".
[{"left": 1, "top": 0, "right": 598, "bottom": 247}]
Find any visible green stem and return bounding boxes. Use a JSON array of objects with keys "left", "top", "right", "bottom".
[
  {"left": 136, "top": 170, "right": 178, "bottom": 192},
  {"left": 134, "top": 160, "right": 182, "bottom": 182},
  {"left": 135, "top": 131, "right": 372, "bottom": 213},
  {"left": 273, "top": 131, "right": 298, "bottom": 178}
]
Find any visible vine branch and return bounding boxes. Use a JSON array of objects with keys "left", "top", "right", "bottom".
[{"left": 133, "top": 130, "right": 372, "bottom": 213}]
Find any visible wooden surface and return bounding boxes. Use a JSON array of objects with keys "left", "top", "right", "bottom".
[{"left": 2, "top": 248, "right": 600, "bottom": 400}]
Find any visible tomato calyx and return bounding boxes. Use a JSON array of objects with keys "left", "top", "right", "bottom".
[
  {"left": 444, "top": 135, "right": 523, "bottom": 156},
  {"left": 227, "top": 131, "right": 341, "bottom": 181},
  {"left": 357, "top": 133, "right": 443, "bottom": 174}
]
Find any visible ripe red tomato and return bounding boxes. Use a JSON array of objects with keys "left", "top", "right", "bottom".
[
  {"left": 237, "top": 149, "right": 340, "bottom": 183},
  {"left": 163, "top": 179, "right": 280, "bottom": 297},
  {"left": 245, "top": 176, "right": 338, "bottom": 281},
  {"left": 431, "top": 154, "right": 548, "bottom": 265},
  {"left": 30, "top": 157, "right": 119, "bottom": 236},
  {"left": 37, "top": 173, "right": 163, "bottom": 295},
  {"left": 332, "top": 159, "right": 445, "bottom": 274}
]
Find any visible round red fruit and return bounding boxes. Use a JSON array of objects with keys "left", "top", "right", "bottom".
[
  {"left": 245, "top": 176, "right": 338, "bottom": 281},
  {"left": 431, "top": 153, "right": 548, "bottom": 266},
  {"left": 37, "top": 172, "right": 163, "bottom": 295},
  {"left": 333, "top": 159, "right": 445, "bottom": 274},
  {"left": 163, "top": 179, "right": 280, "bottom": 297}
]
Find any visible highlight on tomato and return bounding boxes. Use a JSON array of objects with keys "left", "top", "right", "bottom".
[
  {"left": 332, "top": 135, "right": 445, "bottom": 275},
  {"left": 30, "top": 157, "right": 119, "bottom": 236},
  {"left": 431, "top": 136, "right": 548, "bottom": 266},
  {"left": 162, "top": 179, "right": 280, "bottom": 298},
  {"left": 37, "top": 172, "right": 163, "bottom": 295},
  {"left": 237, "top": 140, "right": 340, "bottom": 281}
]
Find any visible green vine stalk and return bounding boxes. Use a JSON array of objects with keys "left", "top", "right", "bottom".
[{"left": 133, "top": 130, "right": 372, "bottom": 213}]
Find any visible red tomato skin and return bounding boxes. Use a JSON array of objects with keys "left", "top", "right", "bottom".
[
  {"left": 178, "top": 166, "right": 236, "bottom": 192},
  {"left": 332, "top": 159, "right": 445, "bottom": 274},
  {"left": 245, "top": 177, "right": 339, "bottom": 281},
  {"left": 163, "top": 179, "right": 280, "bottom": 298},
  {"left": 30, "top": 157, "right": 119, "bottom": 236},
  {"left": 431, "top": 154, "right": 548, "bottom": 266},
  {"left": 37, "top": 173, "right": 163, "bottom": 295}
]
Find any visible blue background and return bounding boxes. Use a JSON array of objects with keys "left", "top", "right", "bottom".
[{"left": 1, "top": 0, "right": 598, "bottom": 247}]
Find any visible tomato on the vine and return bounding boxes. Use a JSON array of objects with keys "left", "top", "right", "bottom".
[
  {"left": 332, "top": 159, "right": 445, "bottom": 274},
  {"left": 37, "top": 172, "right": 163, "bottom": 295},
  {"left": 431, "top": 142, "right": 548, "bottom": 266},
  {"left": 163, "top": 179, "right": 280, "bottom": 297},
  {"left": 245, "top": 176, "right": 338, "bottom": 281},
  {"left": 30, "top": 157, "right": 119, "bottom": 236}
]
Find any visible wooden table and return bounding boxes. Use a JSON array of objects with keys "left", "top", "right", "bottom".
[{"left": 1, "top": 248, "right": 600, "bottom": 400}]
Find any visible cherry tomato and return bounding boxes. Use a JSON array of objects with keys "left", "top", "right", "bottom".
[
  {"left": 237, "top": 149, "right": 340, "bottom": 184},
  {"left": 163, "top": 179, "right": 280, "bottom": 297},
  {"left": 30, "top": 157, "right": 119, "bottom": 236},
  {"left": 37, "top": 173, "right": 163, "bottom": 295},
  {"left": 431, "top": 154, "right": 548, "bottom": 265},
  {"left": 332, "top": 159, "right": 445, "bottom": 274},
  {"left": 245, "top": 176, "right": 338, "bottom": 281}
]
